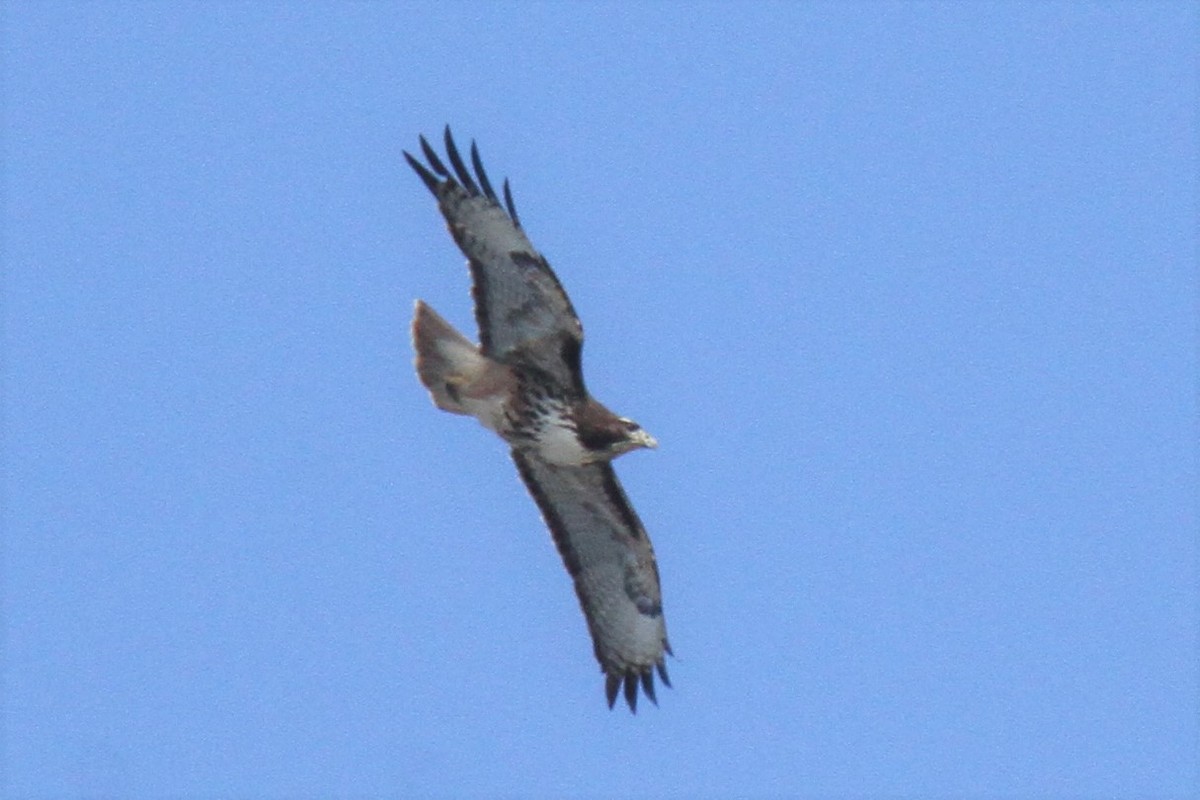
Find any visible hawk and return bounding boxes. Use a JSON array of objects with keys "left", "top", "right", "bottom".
[{"left": 406, "top": 128, "right": 672, "bottom": 712}]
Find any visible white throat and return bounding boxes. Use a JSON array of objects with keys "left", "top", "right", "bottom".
[{"left": 535, "top": 418, "right": 590, "bottom": 466}]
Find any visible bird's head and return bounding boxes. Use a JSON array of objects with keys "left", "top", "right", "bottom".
[
  {"left": 612, "top": 417, "right": 659, "bottom": 455},
  {"left": 576, "top": 404, "right": 658, "bottom": 462}
]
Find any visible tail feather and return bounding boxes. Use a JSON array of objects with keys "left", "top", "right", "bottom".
[{"left": 411, "top": 300, "right": 484, "bottom": 414}]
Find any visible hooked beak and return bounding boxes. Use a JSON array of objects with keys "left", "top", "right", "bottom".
[{"left": 630, "top": 428, "right": 658, "bottom": 450}]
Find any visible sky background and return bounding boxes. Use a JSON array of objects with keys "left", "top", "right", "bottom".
[{"left": 3, "top": 2, "right": 1197, "bottom": 798}]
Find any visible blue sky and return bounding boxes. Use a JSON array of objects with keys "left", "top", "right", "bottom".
[{"left": 3, "top": 2, "right": 1197, "bottom": 797}]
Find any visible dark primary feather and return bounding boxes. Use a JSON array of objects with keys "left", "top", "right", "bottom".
[
  {"left": 657, "top": 656, "right": 672, "bottom": 687},
  {"left": 603, "top": 664, "right": 666, "bottom": 715},
  {"left": 408, "top": 128, "right": 518, "bottom": 227},
  {"left": 624, "top": 673, "right": 639, "bottom": 712},
  {"left": 606, "top": 674, "right": 621, "bottom": 708},
  {"left": 403, "top": 151, "right": 441, "bottom": 196},
  {"left": 602, "top": 671, "right": 660, "bottom": 714},
  {"left": 443, "top": 126, "right": 480, "bottom": 194},
  {"left": 640, "top": 671, "right": 657, "bottom": 705},
  {"left": 419, "top": 135, "right": 451, "bottom": 178},
  {"left": 503, "top": 179, "right": 521, "bottom": 228},
  {"left": 404, "top": 127, "right": 585, "bottom": 388},
  {"left": 470, "top": 140, "right": 499, "bottom": 203}
]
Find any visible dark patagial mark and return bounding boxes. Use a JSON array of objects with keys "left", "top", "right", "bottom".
[
  {"left": 467, "top": 258, "right": 494, "bottom": 353},
  {"left": 511, "top": 452, "right": 584, "bottom": 578},
  {"left": 508, "top": 249, "right": 550, "bottom": 274},
  {"left": 599, "top": 466, "right": 646, "bottom": 541},
  {"left": 558, "top": 336, "right": 584, "bottom": 393},
  {"left": 505, "top": 252, "right": 584, "bottom": 384}
]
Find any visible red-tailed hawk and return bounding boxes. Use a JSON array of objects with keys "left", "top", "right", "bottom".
[{"left": 406, "top": 128, "right": 671, "bottom": 712}]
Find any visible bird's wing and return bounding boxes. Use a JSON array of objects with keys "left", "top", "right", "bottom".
[
  {"left": 405, "top": 128, "right": 585, "bottom": 395},
  {"left": 512, "top": 451, "right": 671, "bottom": 712}
]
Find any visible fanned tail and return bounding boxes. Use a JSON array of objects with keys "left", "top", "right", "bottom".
[{"left": 411, "top": 300, "right": 485, "bottom": 415}]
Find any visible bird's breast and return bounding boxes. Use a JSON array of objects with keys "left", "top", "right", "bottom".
[{"left": 526, "top": 415, "right": 592, "bottom": 466}]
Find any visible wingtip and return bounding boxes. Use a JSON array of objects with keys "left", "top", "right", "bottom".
[
  {"left": 656, "top": 659, "right": 672, "bottom": 689},
  {"left": 409, "top": 128, "right": 520, "bottom": 224},
  {"left": 418, "top": 134, "right": 450, "bottom": 179},
  {"left": 624, "top": 673, "right": 639, "bottom": 713},
  {"left": 443, "top": 126, "right": 480, "bottom": 193},
  {"left": 404, "top": 149, "right": 441, "bottom": 195},
  {"left": 605, "top": 667, "right": 666, "bottom": 713},
  {"left": 641, "top": 671, "right": 658, "bottom": 707},
  {"left": 502, "top": 178, "right": 521, "bottom": 228},
  {"left": 470, "top": 139, "right": 499, "bottom": 202}
]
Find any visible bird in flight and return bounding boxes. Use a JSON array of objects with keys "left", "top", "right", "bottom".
[{"left": 405, "top": 127, "right": 671, "bottom": 712}]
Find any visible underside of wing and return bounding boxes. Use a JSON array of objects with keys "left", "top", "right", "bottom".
[
  {"left": 405, "top": 128, "right": 585, "bottom": 393},
  {"left": 511, "top": 451, "right": 671, "bottom": 712}
]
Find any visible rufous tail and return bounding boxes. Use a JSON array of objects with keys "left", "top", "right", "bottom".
[{"left": 411, "top": 300, "right": 490, "bottom": 414}]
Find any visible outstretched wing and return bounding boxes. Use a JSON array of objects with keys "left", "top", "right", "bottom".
[
  {"left": 405, "top": 128, "right": 585, "bottom": 395},
  {"left": 512, "top": 451, "right": 671, "bottom": 712}
]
